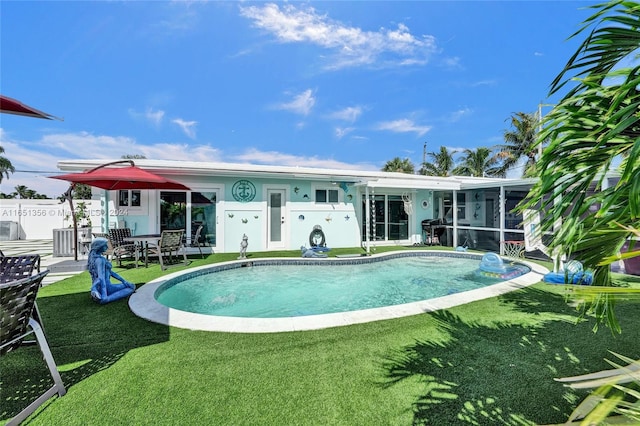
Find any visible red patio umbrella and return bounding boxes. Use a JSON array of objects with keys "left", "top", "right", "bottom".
[
  {"left": 0, "top": 95, "right": 63, "bottom": 120},
  {"left": 50, "top": 160, "right": 190, "bottom": 260},
  {"left": 51, "top": 163, "right": 190, "bottom": 191}
]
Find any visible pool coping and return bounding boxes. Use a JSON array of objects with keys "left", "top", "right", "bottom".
[{"left": 128, "top": 250, "right": 549, "bottom": 333}]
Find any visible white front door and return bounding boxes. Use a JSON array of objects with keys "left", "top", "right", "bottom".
[{"left": 267, "top": 189, "right": 286, "bottom": 250}]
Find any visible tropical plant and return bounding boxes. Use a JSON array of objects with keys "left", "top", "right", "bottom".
[
  {"left": 0, "top": 145, "right": 15, "bottom": 183},
  {"left": 57, "top": 183, "right": 92, "bottom": 201},
  {"left": 452, "top": 147, "right": 503, "bottom": 177},
  {"left": 73, "top": 183, "right": 93, "bottom": 199},
  {"left": 65, "top": 201, "right": 92, "bottom": 228},
  {"left": 382, "top": 157, "right": 415, "bottom": 174},
  {"left": 520, "top": 0, "right": 640, "bottom": 422},
  {"left": 13, "top": 185, "right": 29, "bottom": 199},
  {"left": 523, "top": 0, "right": 640, "bottom": 330},
  {"left": 419, "top": 146, "right": 455, "bottom": 176},
  {"left": 496, "top": 112, "right": 542, "bottom": 178}
]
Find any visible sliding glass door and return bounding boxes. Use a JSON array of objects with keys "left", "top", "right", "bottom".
[
  {"left": 160, "top": 191, "right": 217, "bottom": 247},
  {"left": 361, "top": 194, "right": 409, "bottom": 242}
]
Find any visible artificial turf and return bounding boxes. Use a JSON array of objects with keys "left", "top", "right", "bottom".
[{"left": 1, "top": 248, "right": 639, "bottom": 425}]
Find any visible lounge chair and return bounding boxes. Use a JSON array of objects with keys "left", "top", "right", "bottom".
[
  {"left": 0, "top": 270, "right": 66, "bottom": 425},
  {"left": 146, "top": 229, "right": 188, "bottom": 270}
]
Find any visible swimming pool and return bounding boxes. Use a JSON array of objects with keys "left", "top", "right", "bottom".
[{"left": 129, "top": 251, "right": 548, "bottom": 333}]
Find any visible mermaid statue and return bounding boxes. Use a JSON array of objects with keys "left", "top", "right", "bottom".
[{"left": 87, "top": 237, "right": 136, "bottom": 304}]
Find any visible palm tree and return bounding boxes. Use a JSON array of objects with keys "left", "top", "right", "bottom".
[
  {"left": 382, "top": 157, "right": 415, "bottom": 174},
  {"left": 497, "top": 112, "right": 541, "bottom": 178},
  {"left": 419, "top": 146, "right": 454, "bottom": 176},
  {"left": 452, "top": 147, "right": 503, "bottom": 177},
  {"left": 14, "top": 185, "right": 29, "bottom": 199},
  {"left": 0, "top": 146, "right": 15, "bottom": 183},
  {"left": 521, "top": 1, "right": 640, "bottom": 420}
]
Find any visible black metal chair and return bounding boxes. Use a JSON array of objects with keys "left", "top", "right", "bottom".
[
  {"left": 0, "top": 254, "right": 41, "bottom": 283},
  {"left": 0, "top": 270, "right": 66, "bottom": 425},
  {"left": 0, "top": 255, "right": 44, "bottom": 329},
  {"left": 108, "top": 228, "right": 137, "bottom": 266}
]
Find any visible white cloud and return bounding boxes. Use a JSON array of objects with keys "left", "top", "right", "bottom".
[
  {"left": 328, "top": 106, "right": 362, "bottom": 122},
  {"left": 146, "top": 108, "right": 165, "bottom": 126},
  {"left": 470, "top": 79, "right": 497, "bottom": 87},
  {"left": 172, "top": 118, "right": 198, "bottom": 139},
  {"left": 275, "top": 89, "right": 316, "bottom": 116},
  {"left": 376, "top": 118, "right": 431, "bottom": 137},
  {"left": 231, "top": 148, "right": 377, "bottom": 170},
  {"left": 137, "top": 142, "right": 221, "bottom": 162},
  {"left": 448, "top": 107, "right": 472, "bottom": 123},
  {"left": 240, "top": 3, "right": 437, "bottom": 70},
  {"left": 0, "top": 129, "right": 222, "bottom": 197},
  {"left": 441, "top": 56, "right": 462, "bottom": 69},
  {"left": 128, "top": 107, "right": 165, "bottom": 127},
  {"left": 335, "top": 127, "right": 354, "bottom": 139}
]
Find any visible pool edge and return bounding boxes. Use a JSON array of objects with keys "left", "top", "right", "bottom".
[{"left": 128, "top": 250, "right": 549, "bottom": 333}]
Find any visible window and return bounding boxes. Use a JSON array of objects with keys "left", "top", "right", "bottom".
[
  {"left": 118, "top": 190, "right": 141, "bottom": 207},
  {"left": 457, "top": 192, "right": 466, "bottom": 220},
  {"left": 315, "top": 189, "right": 339, "bottom": 203}
]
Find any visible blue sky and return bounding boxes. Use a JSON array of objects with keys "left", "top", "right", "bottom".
[{"left": 1, "top": 1, "right": 595, "bottom": 198}]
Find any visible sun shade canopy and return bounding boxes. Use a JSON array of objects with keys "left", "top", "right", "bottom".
[
  {"left": 51, "top": 165, "right": 190, "bottom": 191},
  {"left": 0, "top": 95, "right": 62, "bottom": 120}
]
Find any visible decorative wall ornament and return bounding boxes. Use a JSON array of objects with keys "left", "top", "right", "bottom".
[
  {"left": 231, "top": 180, "right": 256, "bottom": 202},
  {"left": 294, "top": 186, "right": 300, "bottom": 193},
  {"left": 241, "top": 218, "right": 248, "bottom": 223},
  {"left": 228, "top": 213, "right": 234, "bottom": 218}
]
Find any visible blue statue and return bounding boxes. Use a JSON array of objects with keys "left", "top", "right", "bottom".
[{"left": 87, "top": 237, "right": 136, "bottom": 304}]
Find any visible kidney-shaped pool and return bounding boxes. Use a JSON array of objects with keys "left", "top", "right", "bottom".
[{"left": 129, "top": 251, "right": 547, "bottom": 333}]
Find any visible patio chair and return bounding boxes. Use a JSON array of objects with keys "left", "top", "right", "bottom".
[
  {"left": 0, "top": 254, "right": 41, "bottom": 283},
  {"left": 108, "top": 228, "right": 137, "bottom": 267},
  {"left": 1, "top": 270, "right": 66, "bottom": 425},
  {"left": 146, "top": 229, "right": 188, "bottom": 270},
  {"left": 189, "top": 225, "right": 205, "bottom": 258},
  {"left": 0, "top": 255, "right": 44, "bottom": 328}
]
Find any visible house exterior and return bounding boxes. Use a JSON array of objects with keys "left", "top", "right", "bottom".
[{"left": 54, "top": 159, "right": 546, "bottom": 256}]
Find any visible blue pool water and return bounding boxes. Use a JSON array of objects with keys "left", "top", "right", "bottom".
[{"left": 155, "top": 255, "right": 528, "bottom": 318}]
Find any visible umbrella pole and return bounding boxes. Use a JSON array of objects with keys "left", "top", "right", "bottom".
[{"left": 63, "top": 184, "right": 79, "bottom": 262}]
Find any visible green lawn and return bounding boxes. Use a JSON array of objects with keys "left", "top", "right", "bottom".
[{"left": 2, "top": 248, "right": 639, "bottom": 425}]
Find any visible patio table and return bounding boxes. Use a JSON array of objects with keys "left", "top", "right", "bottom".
[{"left": 123, "top": 234, "right": 161, "bottom": 268}]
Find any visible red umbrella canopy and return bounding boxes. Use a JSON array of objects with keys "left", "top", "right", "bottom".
[
  {"left": 0, "top": 95, "right": 62, "bottom": 120},
  {"left": 51, "top": 165, "right": 190, "bottom": 191}
]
